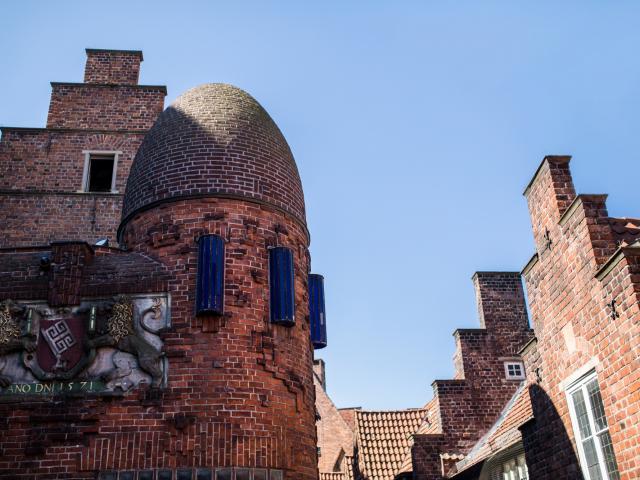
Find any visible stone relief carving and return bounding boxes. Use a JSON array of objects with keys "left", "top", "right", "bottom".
[{"left": 0, "top": 295, "right": 169, "bottom": 396}]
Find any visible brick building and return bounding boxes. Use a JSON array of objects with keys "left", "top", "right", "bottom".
[
  {"left": 316, "top": 272, "right": 533, "bottom": 480},
  {"left": 317, "top": 159, "right": 640, "bottom": 480},
  {"left": 0, "top": 49, "right": 322, "bottom": 479},
  {"left": 2, "top": 48, "right": 639, "bottom": 480},
  {"left": 0, "top": 49, "right": 166, "bottom": 248}
]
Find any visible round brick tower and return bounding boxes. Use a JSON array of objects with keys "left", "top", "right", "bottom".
[{"left": 119, "top": 84, "right": 317, "bottom": 480}]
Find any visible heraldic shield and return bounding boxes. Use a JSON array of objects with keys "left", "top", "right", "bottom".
[{"left": 23, "top": 311, "right": 95, "bottom": 381}]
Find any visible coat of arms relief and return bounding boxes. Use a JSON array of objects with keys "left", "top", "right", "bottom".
[{"left": 0, "top": 294, "right": 170, "bottom": 395}]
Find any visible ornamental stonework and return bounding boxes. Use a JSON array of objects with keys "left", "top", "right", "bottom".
[{"left": 0, "top": 295, "right": 169, "bottom": 396}]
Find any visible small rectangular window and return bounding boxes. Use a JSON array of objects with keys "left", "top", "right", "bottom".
[
  {"left": 196, "top": 469, "right": 213, "bottom": 480},
  {"left": 566, "top": 371, "right": 620, "bottom": 480},
  {"left": 177, "top": 469, "right": 194, "bottom": 480},
  {"left": 87, "top": 154, "right": 115, "bottom": 192},
  {"left": 216, "top": 468, "right": 232, "bottom": 480},
  {"left": 504, "top": 361, "right": 525, "bottom": 380},
  {"left": 82, "top": 151, "right": 120, "bottom": 193},
  {"left": 253, "top": 470, "right": 267, "bottom": 480},
  {"left": 235, "top": 469, "right": 250, "bottom": 480}
]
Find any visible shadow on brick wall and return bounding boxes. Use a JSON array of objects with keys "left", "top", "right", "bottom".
[{"left": 521, "top": 384, "right": 583, "bottom": 479}]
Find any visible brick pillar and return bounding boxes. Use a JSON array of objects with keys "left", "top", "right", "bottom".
[
  {"left": 48, "top": 241, "right": 94, "bottom": 307},
  {"left": 314, "top": 359, "right": 326, "bottom": 391},
  {"left": 523, "top": 156, "right": 576, "bottom": 253},
  {"left": 84, "top": 49, "right": 142, "bottom": 85},
  {"left": 473, "top": 272, "right": 529, "bottom": 333}
]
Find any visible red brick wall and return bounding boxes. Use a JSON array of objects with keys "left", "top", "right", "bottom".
[
  {"left": 412, "top": 272, "right": 533, "bottom": 480},
  {"left": 315, "top": 376, "right": 354, "bottom": 473},
  {"left": 120, "top": 197, "right": 318, "bottom": 479},
  {"left": 0, "top": 193, "right": 122, "bottom": 247},
  {"left": 411, "top": 435, "right": 445, "bottom": 480},
  {"left": 46, "top": 84, "right": 165, "bottom": 131},
  {"left": 84, "top": 49, "right": 142, "bottom": 85},
  {"left": 0, "top": 197, "right": 318, "bottom": 479},
  {"left": 521, "top": 157, "right": 640, "bottom": 479},
  {"left": 0, "top": 50, "right": 165, "bottom": 248},
  {"left": 0, "top": 130, "right": 144, "bottom": 193}
]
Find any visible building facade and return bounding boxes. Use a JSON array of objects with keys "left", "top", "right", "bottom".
[
  {"left": 0, "top": 49, "right": 321, "bottom": 480},
  {"left": 317, "top": 158, "right": 640, "bottom": 480},
  {"left": 0, "top": 49, "right": 166, "bottom": 248},
  {"left": 2, "top": 47, "right": 639, "bottom": 480}
]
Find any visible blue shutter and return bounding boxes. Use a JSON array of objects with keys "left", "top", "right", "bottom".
[
  {"left": 309, "top": 274, "right": 327, "bottom": 349},
  {"left": 195, "top": 234, "right": 225, "bottom": 316},
  {"left": 269, "top": 247, "right": 295, "bottom": 326}
]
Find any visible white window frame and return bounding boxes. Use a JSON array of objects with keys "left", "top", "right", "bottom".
[
  {"left": 81, "top": 150, "right": 121, "bottom": 193},
  {"left": 488, "top": 452, "right": 529, "bottom": 480},
  {"left": 565, "top": 370, "right": 619, "bottom": 480},
  {"left": 504, "top": 361, "right": 525, "bottom": 380}
]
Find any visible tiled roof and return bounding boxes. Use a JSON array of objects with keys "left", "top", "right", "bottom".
[
  {"left": 452, "top": 383, "right": 533, "bottom": 476},
  {"left": 355, "top": 409, "right": 427, "bottom": 480},
  {"left": 320, "top": 473, "right": 346, "bottom": 480},
  {"left": 396, "top": 397, "right": 440, "bottom": 475},
  {"left": 0, "top": 246, "right": 169, "bottom": 302},
  {"left": 609, "top": 217, "right": 640, "bottom": 247}
]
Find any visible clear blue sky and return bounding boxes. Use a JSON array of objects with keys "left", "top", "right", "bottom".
[{"left": 2, "top": 1, "right": 639, "bottom": 410}]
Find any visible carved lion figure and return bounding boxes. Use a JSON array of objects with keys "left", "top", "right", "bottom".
[
  {"left": 89, "top": 296, "right": 164, "bottom": 387},
  {"left": 0, "top": 300, "right": 36, "bottom": 388}
]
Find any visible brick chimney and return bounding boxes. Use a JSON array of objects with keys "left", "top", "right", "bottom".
[
  {"left": 47, "top": 242, "right": 94, "bottom": 307},
  {"left": 314, "top": 359, "right": 327, "bottom": 391},
  {"left": 472, "top": 271, "right": 529, "bottom": 334},
  {"left": 84, "top": 48, "right": 143, "bottom": 85}
]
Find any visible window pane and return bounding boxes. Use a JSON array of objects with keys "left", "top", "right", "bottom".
[
  {"left": 572, "top": 389, "right": 592, "bottom": 439},
  {"left": 88, "top": 155, "right": 114, "bottom": 192},
  {"left": 270, "top": 470, "right": 283, "bottom": 480},
  {"left": 517, "top": 454, "right": 529, "bottom": 480},
  {"left": 254, "top": 470, "right": 267, "bottom": 480},
  {"left": 216, "top": 468, "right": 232, "bottom": 480},
  {"left": 598, "top": 431, "right": 620, "bottom": 480},
  {"left": 503, "top": 460, "right": 516, "bottom": 480},
  {"left": 587, "top": 380, "right": 608, "bottom": 431},
  {"left": 582, "top": 438, "right": 603, "bottom": 480},
  {"left": 236, "top": 469, "right": 250, "bottom": 480}
]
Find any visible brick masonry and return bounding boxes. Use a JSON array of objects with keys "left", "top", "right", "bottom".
[
  {"left": 313, "top": 361, "right": 354, "bottom": 474},
  {"left": 0, "top": 49, "right": 166, "bottom": 248},
  {"left": 84, "top": 49, "right": 143, "bottom": 85},
  {"left": 0, "top": 49, "right": 318, "bottom": 480},
  {"left": 520, "top": 157, "right": 640, "bottom": 480},
  {"left": 411, "top": 272, "right": 533, "bottom": 480},
  {"left": 120, "top": 83, "right": 306, "bottom": 230}
]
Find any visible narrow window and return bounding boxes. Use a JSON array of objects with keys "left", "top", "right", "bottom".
[
  {"left": 82, "top": 151, "right": 120, "bottom": 193},
  {"left": 269, "top": 247, "right": 295, "bottom": 326},
  {"left": 567, "top": 371, "right": 620, "bottom": 480},
  {"left": 504, "top": 361, "right": 525, "bottom": 380},
  {"left": 309, "top": 273, "right": 327, "bottom": 349},
  {"left": 195, "top": 234, "right": 225, "bottom": 316}
]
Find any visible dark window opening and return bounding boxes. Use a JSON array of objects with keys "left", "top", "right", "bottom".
[{"left": 87, "top": 154, "right": 115, "bottom": 192}]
